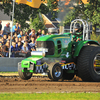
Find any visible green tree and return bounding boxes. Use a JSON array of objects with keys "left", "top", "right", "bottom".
[
  {"left": 64, "top": 0, "right": 100, "bottom": 35},
  {"left": 0, "top": 0, "right": 58, "bottom": 30},
  {"left": 29, "top": 13, "right": 45, "bottom": 31}
]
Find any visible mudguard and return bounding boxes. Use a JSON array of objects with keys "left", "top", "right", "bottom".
[{"left": 74, "top": 40, "right": 100, "bottom": 57}]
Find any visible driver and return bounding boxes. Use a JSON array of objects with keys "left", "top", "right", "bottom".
[{"left": 71, "top": 25, "right": 83, "bottom": 42}]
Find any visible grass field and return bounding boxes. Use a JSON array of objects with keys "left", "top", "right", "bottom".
[
  {"left": 0, "top": 93, "right": 100, "bottom": 100},
  {"left": 0, "top": 72, "right": 18, "bottom": 73}
]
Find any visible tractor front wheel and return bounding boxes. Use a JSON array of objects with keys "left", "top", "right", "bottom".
[
  {"left": 48, "top": 63, "right": 63, "bottom": 81},
  {"left": 18, "top": 62, "right": 32, "bottom": 80},
  {"left": 18, "top": 70, "right": 32, "bottom": 80}
]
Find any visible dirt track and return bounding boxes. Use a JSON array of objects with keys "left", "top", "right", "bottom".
[{"left": 0, "top": 75, "right": 100, "bottom": 93}]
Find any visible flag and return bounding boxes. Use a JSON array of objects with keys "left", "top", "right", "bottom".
[
  {"left": 15, "top": 0, "right": 42, "bottom": 8},
  {"left": 79, "top": 0, "right": 89, "bottom": 4},
  {"left": 82, "top": 0, "right": 89, "bottom": 4}
]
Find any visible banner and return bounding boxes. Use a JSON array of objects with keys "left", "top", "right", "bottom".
[{"left": 15, "top": 0, "right": 42, "bottom": 8}]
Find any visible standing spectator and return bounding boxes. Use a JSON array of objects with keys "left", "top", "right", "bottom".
[
  {"left": 12, "top": 23, "right": 20, "bottom": 33},
  {"left": 3, "top": 41, "right": 10, "bottom": 57},
  {"left": 30, "top": 29, "right": 36, "bottom": 40},
  {"left": 19, "top": 24, "right": 21, "bottom": 30},
  {"left": 29, "top": 36, "right": 36, "bottom": 51},
  {"left": 21, "top": 41, "right": 31, "bottom": 57},
  {"left": 3, "top": 22, "right": 10, "bottom": 36},
  {"left": 29, "top": 28, "right": 34, "bottom": 36},
  {"left": 25, "top": 31, "right": 29, "bottom": 40},
  {"left": 0, "top": 20, "right": 2, "bottom": 31},
  {"left": 36, "top": 29, "right": 41, "bottom": 37},
  {"left": 27, "top": 29, "right": 31, "bottom": 35},
  {"left": 41, "top": 30, "right": 45, "bottom": 36}
]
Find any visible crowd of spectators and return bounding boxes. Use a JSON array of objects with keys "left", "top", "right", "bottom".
[{"left": 0, "top": 20, "right": 47, "bottom": 58}]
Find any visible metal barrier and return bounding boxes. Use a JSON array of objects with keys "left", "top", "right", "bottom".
[{"left": 0, "top": 57, "right": 24, "bottom": 72}]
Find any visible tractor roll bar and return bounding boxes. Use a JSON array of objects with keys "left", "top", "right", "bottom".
[{"left": 70, "top": 19, "right": 89, "bottom": 40}]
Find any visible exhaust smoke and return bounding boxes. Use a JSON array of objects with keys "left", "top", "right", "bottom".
[{"left": 58, "top": 0, "right": 78, "bottom": 34}]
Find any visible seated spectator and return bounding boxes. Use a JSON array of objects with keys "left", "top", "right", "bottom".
[
  {"left": 29, "top": 36, "right": 36, "bottom": 51},
  {"left": 0, "top": 38, "right": 2, "bottom": 42},
  {"left": 21, "top": 41, "right": 31, "bottom": 57},
  {"left": 0, "top": 42, "right": 4, "bottom": 57},
  {"left": 3, "top": 35, "right": 7, "bottom": 44},
  {"left": 16, "top": 41, "right": 22, "bottom": 57},
  {"left": 15, "top": 37, "right": 19, "bottom": 44},
  {"left": 0, "top": 20, "right": 2, "bottom": 31},
  {"left": 25, "top": 40, "right": 31, "bottom": 50},
  {"left": 12, "top": 22, "right": 20, "bottom": 33},
  {"left": 16, "top": 41, "right": 22, "bottom": 51},
  {"left": 13, "top": 32, "right": 18, "bottom": 38},
  {"left": 0, "top": 30, "right": 3, "bottom": 37},
  {"left": 1, "top": 37, "right": 6, "bottom": 45},
  {"left": 3, "top": 41, "right": 10, "bottom": 57},
  {"left": 18, "top": 37, "right": 23, "bottom": 46},
  {"left": 17, "top": 30, "right": 24, "bottom": 38},
  {"left": 21, "top": 36, "right": 28, "bottom": 44},
  {"left": 11, "top": 42, "right": 18, "bottom": 57},
  {"left": 19, "top": 37, "right": 22, "bottom": 42},
  {"left": 3, "top": 22, "right": 10, "bottom": 36},
  {"left": 7, "top": 35, "right": 11, "bottom": 41}
]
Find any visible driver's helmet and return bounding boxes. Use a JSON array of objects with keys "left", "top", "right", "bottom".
[
  {"left": 74, "top": 24, "right": 80, "bottom": 30},
  {"left": 74, "top": 24, "right": 83, "bottom": 32}
]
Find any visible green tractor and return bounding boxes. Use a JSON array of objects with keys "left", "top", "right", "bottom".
[{"left": 18, "top": 19, "right": 100, "bottom": 82}]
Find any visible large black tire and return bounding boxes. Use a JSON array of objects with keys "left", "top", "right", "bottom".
[
  {"left": 48, "top": 63, "right": 63, "bottom": 81},
  {"left": 77, "top": 45, "right": 100, "bottom": 82},
  {"left": 18, "top": 70, "right": 32, "bottom": 80}
]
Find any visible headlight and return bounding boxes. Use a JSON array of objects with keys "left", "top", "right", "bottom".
[
  {"left": 31, "top": 51, "right": 46, "bottom": 57},
  {"left": 42, "top": 52, "right": 46, "bottom": 57}
]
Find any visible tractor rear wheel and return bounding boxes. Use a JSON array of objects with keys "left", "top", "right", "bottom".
[
  {"left": 77, "top": 45, "right": 100, "bottom": 82},
  {"left": 48, "top": 63, "right": 63, "bottom": 81}
]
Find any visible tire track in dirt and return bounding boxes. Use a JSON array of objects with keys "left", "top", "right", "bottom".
[{"left": 0, "top": 76, "right": 100, "bottom": 93}]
